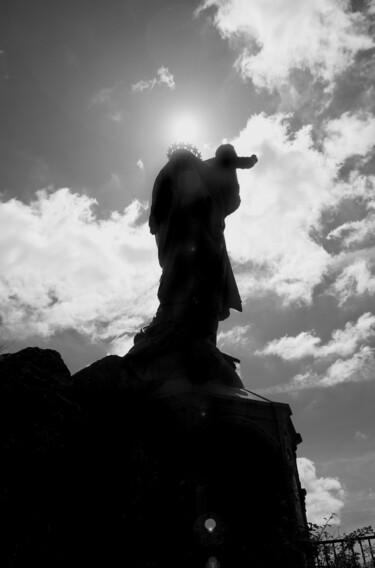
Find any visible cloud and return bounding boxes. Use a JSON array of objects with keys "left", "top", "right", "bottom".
[
  {"left": 331, "top": 258, "right": 375, "bottom": 304},
  {"left": 257, "top": 331, "right": 321, "bottom": 360},
  {"left": 323, "top": 174, "right": 375, "bottom": 282},
  {"left": 257, "top": 313, "right": 375, "bottom": 360},
  {"left": 109, "top": 111, "right": 125, "bottom": 123},
  {"left": 222, "top": 110, "right": 375, "bottom": 305},
  {"left": 106, "top": 334, "right": 136, "bottom": 357},
  {"left": 89, "top": 83, "right": 127, "bottom": 122},
  {"left": 297, "top": 457, "right": 345, "bottom": 525},
  {"left": 279, "top": 345, "right": 375, "bottom": 392},
  {"left": 217, "top": 324, "right": 251, "bottom": 351},
  {"left": 330, "top": 171, "right": 375, "bottom": 205},
  {"left": 100, "top": 173, "right": 123, "bottom": 192},
  {"left": 225, "top": 113, "right": 333, "bottom": 303},
  {"left": 136, "top": 159, "right": 144, "bottom": 170},
  {"left": 323, "top": 112, "right": 375, "bottom": 165},
  {"left": 0, "top": 189, "right": 159, "bottom": 347},
  {"left": 131, "top": 66, "right": 176, "bottom": 93},
  {"left": 197, "top": 0, "right": 373, "bottom": 92},
  {"left": 327, "top": 216, "right": 375, "bottom": 250},
  {"left": 258, "top": 332, "right": 375, "bottom": 396},
  {"left": 157, "top": 66, "right": 176, "bottom": 90},
  {"left": 320, "top": 345, "right": 375, "bottom": 387},
  {"left": 354, "top": 430, "right": 368, "bottom": 441},
  {"left": 90, "top": 87, "right": 115, "bottom": 106}
]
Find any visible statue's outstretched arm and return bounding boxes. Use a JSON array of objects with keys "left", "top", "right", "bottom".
[
  {"left": 205, "top": 153, "right": 258, "bottom": 169},
  {"left": 204, "top": 146, "right": 258, "bottom": 216}
]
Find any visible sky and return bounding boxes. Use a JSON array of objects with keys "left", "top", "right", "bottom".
[{"left": 1, "top": 0, "right": 375, "bottom": 534}]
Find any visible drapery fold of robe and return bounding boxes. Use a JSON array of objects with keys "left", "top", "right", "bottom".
[{"left": 149, "top": 150, "right": 242, "bottom": 321}]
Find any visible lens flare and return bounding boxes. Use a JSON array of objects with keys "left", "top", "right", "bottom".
[
  {"left": 204, "top": 518, "right": 216, "bottom": 532},
  {"left": 206, "top": 557, "right": 220, "bottom": 568}
]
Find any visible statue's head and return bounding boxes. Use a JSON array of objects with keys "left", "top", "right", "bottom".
[
  {"left": 215, "top": 144, "right": 237, "bottom": 160},
  {"left": 167, "top": 142, "right": 202, "bottom": 161}
]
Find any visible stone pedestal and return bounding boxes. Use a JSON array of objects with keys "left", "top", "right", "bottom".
[{"left": 138, "top": 379, "right": 310, "bottom": 567}]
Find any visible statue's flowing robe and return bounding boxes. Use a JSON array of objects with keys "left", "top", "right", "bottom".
[{"left": 149, "top": 150, "right": 242, "bottom": 321}]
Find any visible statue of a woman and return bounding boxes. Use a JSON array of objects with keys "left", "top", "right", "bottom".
[
  {"left": 149, "top": 143, "right": 257, "bottom": 340},
  {"left": 126, "top": 144, "right": 257, "bottom": 386}
]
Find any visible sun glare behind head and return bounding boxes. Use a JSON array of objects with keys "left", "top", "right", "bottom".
[{"left": 169, "top": 112, "right": 201, "bottom": 144}]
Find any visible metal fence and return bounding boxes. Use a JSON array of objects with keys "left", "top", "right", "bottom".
[{"left": 313, "top": 535, "right": 375, "bottom": 567}]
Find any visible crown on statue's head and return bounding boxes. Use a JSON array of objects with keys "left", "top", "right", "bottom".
[{"left": 167, "top": 142, "right": 202, "bottom": 160}]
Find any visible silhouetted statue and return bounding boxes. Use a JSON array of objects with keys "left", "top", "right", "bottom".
[
  {"left": 149, "top": 143, "right": 257, "bottom": 340},
  {"left": 126, "top": 143, "right": 257, "bottom": 386}
]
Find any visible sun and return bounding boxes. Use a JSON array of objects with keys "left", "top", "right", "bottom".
[{"left": 168, "top": 112, "right": 201, "bottom": 144}]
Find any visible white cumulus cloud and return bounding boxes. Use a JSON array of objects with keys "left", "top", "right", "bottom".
[
  {"left": 217, "top": 324, "right": 251, "bottom": 351},
  {"left": 281, "top": 345, "right": 375, "bottom": 391},
  {"left": 223, "top": 110, "right": 375, "bottom": 305},
  {"left": 297, "top": 457, "right": 345, "bottom": 525},
  {"left": 331, "top": 258, "right": 375, "bottom": 304},
  {"left": 258, "top": 318, "right": 375, "bottom": 394},
  {"left": 197, "top": 0, "right": 373, "bottom": 92},
  {"left": 225, "top": 113, "right": 333, "bottom": 304},
  {"left": 320, "top": 345, "right": 375, "bottom": 387},
  {"left": 0, "top": 189, "right": 160, "bottom": 347},
  {"left": 257, "top": 313, "right": 375, "bottom": 360},
  {"left": 327, "top": 216, "right": 375, "bottom": 250},
  {"left": 323, "top": 112, "right": 375, "bottom": 165},
  {"left": 257, "top": 331, "right": 321, "bottom": 360}
]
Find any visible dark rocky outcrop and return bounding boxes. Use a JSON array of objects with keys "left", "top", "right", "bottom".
[
  {"left": 0, "top": 347, "right": 78, "bottom": 456},
  {"left": 1, "top": 348, "right": 79, "bottom": 566},
  {"left": 1, "top": 347, "right": 310, "bottom": 568}
]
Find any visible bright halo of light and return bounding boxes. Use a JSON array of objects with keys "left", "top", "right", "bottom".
[{"left": 168, "top": 112, "right": 201, "bottom": 143}]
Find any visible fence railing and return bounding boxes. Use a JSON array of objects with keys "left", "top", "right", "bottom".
[{"left": 313, "top": 535, "right": 375, "bottom": 567}]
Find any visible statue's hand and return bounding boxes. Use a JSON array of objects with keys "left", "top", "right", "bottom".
[{"left": 239, "top": 155, "right": 258, "bottom": 169}]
